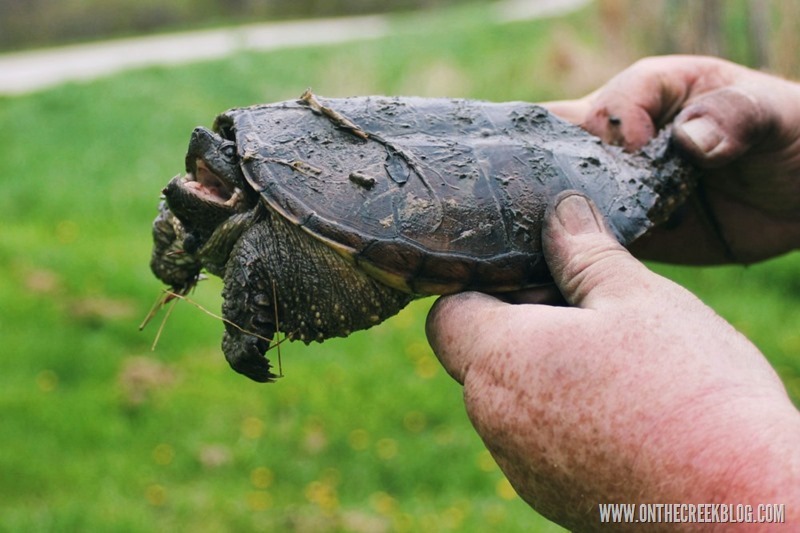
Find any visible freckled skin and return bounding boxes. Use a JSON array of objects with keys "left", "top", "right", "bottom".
[{"left": 427, "top": 195, "right": 800, "bottom": 531}]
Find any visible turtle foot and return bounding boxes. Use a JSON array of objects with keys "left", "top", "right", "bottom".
[{"left": 222, "top": 329, "right": 278, "bottom": 382}]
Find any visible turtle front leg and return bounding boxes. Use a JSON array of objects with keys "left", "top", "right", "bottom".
[
  {"left": 221, "top": 234, "right": 280, "bottom": 383},
  {"left": 221, "top": 213, "right": 415, "bottom": 383}
]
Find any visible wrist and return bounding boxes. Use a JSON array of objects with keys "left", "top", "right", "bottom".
[
  {"left": 714, "top": 401, "right": 800, "bottom": 526},
  {"left": 640, "top": 391, "right": 800, "bottom": 527}
]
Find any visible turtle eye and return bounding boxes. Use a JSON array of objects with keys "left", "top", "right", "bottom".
[{"left": 221, "top": 143, "right": 237, "bottom": 160}]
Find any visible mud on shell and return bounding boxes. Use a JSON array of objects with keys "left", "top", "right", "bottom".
[{"left": 149, "top": 92, "right": 696, "bottom": 382}]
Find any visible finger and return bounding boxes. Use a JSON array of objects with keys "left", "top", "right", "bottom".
[
  {"left": 580, "top": 56, "right": 726, "bottom": 150},
  {"left": 540, "top": 96, "right": 594, "bottom": 125},
  {"left": 425, "top": 292, "right": 506, "bottom": 385},
  {"left": 583, "top": 95, "right": 659, "bottom": 150},
  {"left": 543, "top": 192, "right": 655, "bottom": 309},
  {"left": 673, "top": 86, "right": 776, "bottom": 167}
]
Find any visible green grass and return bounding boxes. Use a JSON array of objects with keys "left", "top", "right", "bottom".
[{"left": 0, "top": 3, "right": 798, "bottom": 531}]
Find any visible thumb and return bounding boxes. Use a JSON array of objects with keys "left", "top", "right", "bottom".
[
  {"left": 673, "top": 86, "right": 773, "bottom": 167},
  {"left": 544, "top": 192, "right": 656, "bottom": 309}
]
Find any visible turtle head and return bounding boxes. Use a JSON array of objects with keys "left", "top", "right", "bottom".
[
  {"left": 151, "top": 127, "right": 258, "bottom": 289},
  {"left": 184, "top": 127, "right": 247, "bottom": 194},
  {"left": 162, "top": 128, "right": 253, "bottom": 251}
]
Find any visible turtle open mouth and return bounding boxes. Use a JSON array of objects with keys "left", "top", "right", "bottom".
[
  {"left": 181, "top": 158, "right": 242, "bottom": 207},
  {"left": 161, "top": 158, "right": 247, "bottom": 252},
  {"left": 167, "top": 126, "right": 249, "bottom": 212}
]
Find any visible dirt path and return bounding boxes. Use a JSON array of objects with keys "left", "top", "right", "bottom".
[{"left": 0, "top": 0, "right": 590, "bottom": 95}]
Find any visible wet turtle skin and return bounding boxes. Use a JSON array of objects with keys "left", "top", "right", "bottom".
[{"left": 150, "top": 92, "right": 696, "bottom": 382}]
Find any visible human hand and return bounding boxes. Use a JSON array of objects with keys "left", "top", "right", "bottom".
[
  {"left": 545, "top": 55, "right": 800, "bottom": 264},
  {"left": 426, "top": 193, "right": 800, "bottom": 531}
]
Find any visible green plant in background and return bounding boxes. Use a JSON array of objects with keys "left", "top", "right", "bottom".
[{"left": 0, "top": 3, "right": 797, "bottom": 532}]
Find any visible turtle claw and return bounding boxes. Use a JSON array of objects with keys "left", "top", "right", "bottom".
[{"left": 222, "top": 330, "right": 277, "bottom": 383}]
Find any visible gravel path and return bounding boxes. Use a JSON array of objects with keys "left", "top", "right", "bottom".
[{"left": 0, "top": 0, "right": 590, "bottom": 95}]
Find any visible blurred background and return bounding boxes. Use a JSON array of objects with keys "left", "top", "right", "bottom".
[
  {"left": 1, "top": 0, "right": 798, "bottom": 531},
  {"left": 3, "top": 0, "right": 800, "bottom": 75}
]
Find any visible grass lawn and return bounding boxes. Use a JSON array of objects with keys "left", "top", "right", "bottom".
[{"left": 0, "top": 3, "right": 797, "bottom": 531}]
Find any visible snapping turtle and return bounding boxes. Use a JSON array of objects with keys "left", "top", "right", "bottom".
[{"left": 150, "top": 91, "right": 694, "bottom": 382}]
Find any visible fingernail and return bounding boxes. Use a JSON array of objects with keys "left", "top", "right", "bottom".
[
  {"left": 555, "top": 194, "right": 602, "bottom": 235},
  {"left": 680, "top": 116, "right": 723, "bottom": 154}
]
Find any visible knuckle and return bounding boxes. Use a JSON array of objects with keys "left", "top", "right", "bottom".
[{"left": 559, "top": 245, "right": 646, "bottom": 303}]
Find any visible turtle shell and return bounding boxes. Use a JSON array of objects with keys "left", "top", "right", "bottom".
[{"left": 214, "top": 94, "right": 692, "bottom": 295}]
